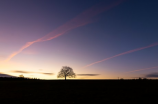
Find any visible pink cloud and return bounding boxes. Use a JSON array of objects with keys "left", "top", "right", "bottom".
[
  {"left": 5, "top": 0, "right": 124, "bottom": 62},
  {"left": 83, "top": 42, "right": 158, "bottom": 68}
]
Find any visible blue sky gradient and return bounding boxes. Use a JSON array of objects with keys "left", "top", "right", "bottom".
[{"left": 0, "top": 0, "right": 158, "bottom": 79}]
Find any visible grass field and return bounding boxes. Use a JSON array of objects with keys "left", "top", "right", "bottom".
[{"left": 0, "top": 79, "right": 157, "bottom": 104}]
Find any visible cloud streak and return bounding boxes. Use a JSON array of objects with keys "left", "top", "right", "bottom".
[
  {"left": 124, "top": 66, "right": 158, "bottom": 74},
  {"left": 5, "top": 0, "right": 124, "bottom": 62},
  {"left": 77, "top": 74, "right": 100, "bottom": 76},
  {"left": 42, "top": 73, "right": 54, "bottom": 75},
  {"left": 12, "top": 70, "right": 30, "bottom": 73},
  {"left": 145, "top": 72, "right": 158, "bottom": 77},
  {"left": 11, "top": 70, "right": 54, "bottom": 75},
  {"left": 83, "top": 42, "right": 158, "bottom": 68}
]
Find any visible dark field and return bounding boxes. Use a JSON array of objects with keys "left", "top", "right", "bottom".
[{"left": 0, "top": 79, "right": 158, "bottom": 104}]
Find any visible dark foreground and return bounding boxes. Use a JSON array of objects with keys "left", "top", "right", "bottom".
[{"left": 0, "top": 79, "right": 158, "bottom": 104}]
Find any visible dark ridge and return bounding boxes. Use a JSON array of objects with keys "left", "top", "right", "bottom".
[{"left": 0, "top": 77, "right": 39, "bottom": 80}]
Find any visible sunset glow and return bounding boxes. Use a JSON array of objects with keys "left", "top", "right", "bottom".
[{"left": 0, "top": 0, "right": 158, "bottom": 79}]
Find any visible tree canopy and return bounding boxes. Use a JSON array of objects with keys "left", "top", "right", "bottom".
[
  {"left": 57, "top": 66, "right": 76, "bottom": 80},
  {"left": 19, "top": 74, "right": 24, "bottom": 78}
]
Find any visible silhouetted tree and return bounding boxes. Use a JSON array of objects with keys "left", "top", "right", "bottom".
[
  {"left": 138, "top": 77, "right": 142, "bottom": 80},
  {"left": 143, "top": 78, "right": 147, "bottom": 80},
  {"left": 57, "top": 66, "right": 76, "bottom": 80},
  {"left": 19, "top": 74, "right": 24, "bottom": 78},
  {"left": 120, "top": 78, "right": 124, "bottom": 80}
]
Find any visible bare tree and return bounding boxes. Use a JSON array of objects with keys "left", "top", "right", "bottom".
[{"left": 57, "top": 66, "right": 76, "bottom": 80}]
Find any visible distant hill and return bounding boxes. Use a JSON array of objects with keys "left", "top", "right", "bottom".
[{"left": 0, "top": 73, "right": 17, "bottom": 78}]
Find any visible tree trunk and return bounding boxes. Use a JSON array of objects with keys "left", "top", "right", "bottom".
[{"left": 65, "top": 75, "right": 66, "bottom": 80}]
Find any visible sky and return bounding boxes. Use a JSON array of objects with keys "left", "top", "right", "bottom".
[{"left": 0, "top": 0, "right": 158, "bottom": 79}]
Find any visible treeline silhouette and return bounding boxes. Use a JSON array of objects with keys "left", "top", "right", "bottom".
[
  {"left": 119, "top": 77, "right": 158, "bottom": 80},
  {"left": 0, "top": 77, "right": 40, "bottom": 80},
  {"left": 0, "top": 76, "right": 157, "bottom": 81}
]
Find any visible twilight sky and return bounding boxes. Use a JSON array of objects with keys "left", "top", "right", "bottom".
[{"left": 0, "top": 0, "right": 158, "bottom": 79}]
